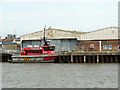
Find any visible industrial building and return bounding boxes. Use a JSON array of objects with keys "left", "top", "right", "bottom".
[
  {"left": 20, "top": 26, "right": 120, "bottom": 52},
  {"left": 20, "top": 27, "right": 84, "bottom": 52},
  {"left": 20, "top": 27, "right": 85, "bottom": 41}
]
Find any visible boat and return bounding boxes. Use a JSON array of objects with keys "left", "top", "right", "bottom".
[{"left": 10, "top": 26, "right": 58, "bottom": 63}]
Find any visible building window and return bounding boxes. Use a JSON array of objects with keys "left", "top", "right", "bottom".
[
  {"left": 109, "top": 45, "right": 112, "bottom": 49},
  {"left": 103, "top": 45, "right": 112, "bottom": 49},
  {"left": 118, "top": 45, "right": 120, "bottom": 51}
]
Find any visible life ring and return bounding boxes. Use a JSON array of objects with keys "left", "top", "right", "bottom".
[{"left": 90, "top": 44, "right": 94, "bottom": 49}]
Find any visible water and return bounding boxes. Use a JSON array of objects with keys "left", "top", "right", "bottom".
[{"left": 2, "top": 63, "right": 118, "bottom": 88}]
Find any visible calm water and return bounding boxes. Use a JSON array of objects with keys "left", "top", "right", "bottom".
[{"left": 2, "top": 62, "right": 118, "bottom": 88}]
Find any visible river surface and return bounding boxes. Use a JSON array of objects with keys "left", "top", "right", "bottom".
[{"left": 2, "top": 63, "right": 118, "bottom": 88}]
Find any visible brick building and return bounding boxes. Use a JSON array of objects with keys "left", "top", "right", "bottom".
[{"left": 78, "top": 39, "right": 120, "bottom": 51}]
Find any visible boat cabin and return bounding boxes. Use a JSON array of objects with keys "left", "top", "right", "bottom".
[{"left": 21, "top": 45, "right": 55, "bottom": 55}]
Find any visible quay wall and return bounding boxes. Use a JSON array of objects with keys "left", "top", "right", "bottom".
[{"left": 55, "top": 51, "right": 120, "bottom": 63}]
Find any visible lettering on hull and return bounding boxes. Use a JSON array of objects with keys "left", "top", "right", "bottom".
[
  {"left": 44, "top": 57, "right": 56, "bottom": 61},
  {"left": 23, "top": 58, "right": 30, "bottom": 61}
]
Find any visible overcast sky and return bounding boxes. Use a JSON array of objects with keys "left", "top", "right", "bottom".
[{"left": 1, "top": 0, "right": 119, "bottom": 38}]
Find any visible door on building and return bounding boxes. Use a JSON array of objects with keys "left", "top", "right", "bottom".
[{"left": 119, "top": 45, "right": 120, "bottom": 51}]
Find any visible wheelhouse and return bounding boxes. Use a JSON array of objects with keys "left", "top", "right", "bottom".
[{"left": 21, "top": 45, "right": 55, "bottom": 55}]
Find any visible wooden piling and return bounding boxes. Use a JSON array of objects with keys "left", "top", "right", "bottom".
[
  {"left": 80, "top": 56, "right": 82, "bottom": 63},
  {"left": 110, "top": 55, "right": 113, "bottom": 63},
  {"left": 101, "top": 56, "right": 104, "bottom": 63},
  {"left": 63, "top": 56, "right": 65, "bottom": 62},
  {"left": 67, "top": 56, "right": 70, "bottom": 63},
  {"left": 88, "top": 56, "right": 91, "bottom": 63},
  {"left": 59, "top": 56, "right": 61, "bottom": 63},
  {"left": 78, "top": 56, "right": 80, "bottom": 63},
  {"left": 75, "top": 56, "right": 78, "bottom": 63},
  {"left": 115, "top": 56, "right": 118, "bottom": 63},
  {"left": 106, "top": 56, "right": 109, "bottom": 63},
  {"left": 93, "top": 56, "right": 95, "bottom": 63}
]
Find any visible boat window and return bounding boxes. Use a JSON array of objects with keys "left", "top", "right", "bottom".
[
  {"left": 29, "top": 51, "right": 31, "bottom": 53},
  {"left": 36, "top": 50, "right": 39, "bottom": 53},
  {"left": 43, "top": 46, "right": 55, "bottom": 51},
  {"left": 25, "top": 50, "right": 28, "bottom": 54},
  {"left": 36, "top": 50, "right": 43, "bottom": 53},
  {"left": 40, "top": 50, "right": 43, "bottom": 53},
  {"left": 32, "top": 50, "right": 35, "bottom": 53}
]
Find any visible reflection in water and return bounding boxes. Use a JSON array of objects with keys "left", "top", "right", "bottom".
[{"left": 2, "top": 63, "right": 118, "bottom": 88}]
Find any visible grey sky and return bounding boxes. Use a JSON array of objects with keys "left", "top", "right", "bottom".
[{"left": 1, "top": 0, "right": 119, "bottom": 38}]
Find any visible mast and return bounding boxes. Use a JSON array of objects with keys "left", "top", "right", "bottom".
[
  {"left": 43, "top": 26, "right": 46, "bottom": 42},
  {"left": 43, "top": 26, "right": 48, "bottom": 46}
]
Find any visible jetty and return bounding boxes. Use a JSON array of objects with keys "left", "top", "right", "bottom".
[{"left": 55, "top": 51, "right": 120, "bottom": 63}]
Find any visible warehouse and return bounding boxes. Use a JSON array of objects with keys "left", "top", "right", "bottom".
[
  {"left": 20, "top": 27, "right": 83, "bottom": 52},
  {"left": 20, "top": 26, "right": 119, "bottom": 52}
]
